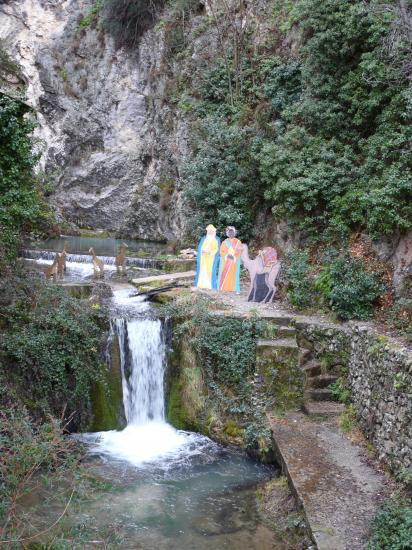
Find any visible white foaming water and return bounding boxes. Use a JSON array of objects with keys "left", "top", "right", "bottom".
[
  {"left": 86, "top": 301, "right": 207, "bottom": 467},
  {"left": 31, "top": 258, "right": 116, "bottom": 279},
  {"left": 116, "top": 317, "right": 166, "bottom": 424}
]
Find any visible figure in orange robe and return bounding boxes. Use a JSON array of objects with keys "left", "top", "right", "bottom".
[{"left": 218, "top": 226, "right": 242, "bottom": 292}]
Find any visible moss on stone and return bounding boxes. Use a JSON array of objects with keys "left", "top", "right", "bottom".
[
  {"left": 256, "top": 345, "right": 304, "bottom": 411},
  {"left": 89, "top": 333, "right": 124, "bottom": 431},
  {"left": 166, "top": 338, "right": 206, "bottom": 431},
  {"left": 319, "top": 350, "right": 350, "bottom": 374}
]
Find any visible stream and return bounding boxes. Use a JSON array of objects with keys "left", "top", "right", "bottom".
[{"left": 20, "top": 239, "right": 282, "bottom": 549}]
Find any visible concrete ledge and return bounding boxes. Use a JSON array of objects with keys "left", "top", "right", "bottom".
[{"left": 269, "top": 412, "right": 385, "bottom": 550}]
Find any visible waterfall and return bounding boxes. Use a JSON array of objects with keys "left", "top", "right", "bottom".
[
  {"left": 89, "top": 308, "right": 190, "bottom": 466},
  {"left": 114, "top": 318, "right": 166, "bottom": 425}
]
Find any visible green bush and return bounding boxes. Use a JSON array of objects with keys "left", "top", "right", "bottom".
[
  {"left": 330, "top": 372, "right": 351, "bottom": 404},
  {"left": 183, "top": 117, "right": 263, "bottom": 240},
  {"left": 315, "top": 255, "right": 384, "bottom": 320},
  {"left": 0, "top": 95, "right": 50, "bottom": 259},
  {"left": 257, "top": 0, "right": 412, "bottom": 240},
  {"left": 183, "top": 0, "right": 411, "bottom": 244},
  {"left": 0, "top": 281, "right": 107, "bottom": 427},
  {"left": 368, "top": 499, "right": 412, "bottom": 550},
  {"left": 284, "top": 250, "right": 313, "bottom": 309}
]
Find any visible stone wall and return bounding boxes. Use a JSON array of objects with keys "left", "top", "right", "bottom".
[{"left": 295, "top": 319, "right": 412, "bottom": 476}]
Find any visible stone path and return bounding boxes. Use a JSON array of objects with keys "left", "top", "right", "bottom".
[{"left": 268, "top": 412, "right": 386, "bottom": 550}]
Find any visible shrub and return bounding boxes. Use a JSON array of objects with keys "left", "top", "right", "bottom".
[
  {"left": 0, "top": 281, "right": 107, "bottom": 427},
  {"left": 315, "top": 255, "right": 384, "bottom": 320},
  {"left": 0, "top": 95, "right": 50, "bottom": 259},
  {"left": 284, "top": 250, "right": 313, "bottom": 309},
  {"left": 257, "top": 0, "right": 412, "bottom": 240},
  {"left": 183, "top": 117, "right": 263, "bottom": 240},
  {"left": 101, "top": 0, "right": 166, "bottom": 48},
  {"left": 368, "top": 499, "right": 412, "bottom": 550},
  {"left": 330, "top": 371, "right": 351, "bottom": 404},
  {"left": 0, "top": 402, "right": 80, "bottom": 527}
]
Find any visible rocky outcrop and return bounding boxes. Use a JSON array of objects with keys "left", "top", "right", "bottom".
[{"left": 0, "top": 0, "right": 191, "bottom": 241}]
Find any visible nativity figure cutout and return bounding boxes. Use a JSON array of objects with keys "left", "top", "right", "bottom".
[
  {"left": 194, "top": 224, "right": 221, "bottom": 290},
  {"left": 218, "top": 226, "right": 242, "bottom": 293},
  {"left": 241, "top": 245, "right": 281, "bottom": 303},
  {"left": 193, "top": 224, "right": 281, "bottom": 302}
]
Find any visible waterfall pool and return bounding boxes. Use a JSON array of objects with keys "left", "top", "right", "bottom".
[
  {"left": 15, "top": 289, "right": 288, "bottom": 548},
  {"left": 62, "top": 288, "right": 281, "bottom": 548},
  {"left": 64, "top": 433, "right": 278, "bottom": 549}
]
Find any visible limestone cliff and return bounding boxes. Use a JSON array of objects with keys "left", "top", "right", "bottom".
[{"left": 0, "top": 0, "right": 192, "bottom": 241}]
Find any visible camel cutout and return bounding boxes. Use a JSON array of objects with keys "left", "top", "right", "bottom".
[
  {"left": 115, "top": 243, "right": 128, "bottom": 275},
  {"left": 241, "top": 245, "right": 281, "bottom": 303},
  {"left": 89, "top": 247, "right": 104, "bottom": 278}
]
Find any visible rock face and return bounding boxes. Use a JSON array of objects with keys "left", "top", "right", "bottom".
[{"left": 0, "top": 0, "right": 189, "bottom": 241}]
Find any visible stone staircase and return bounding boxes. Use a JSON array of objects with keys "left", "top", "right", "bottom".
[
  {"left": 257, "top": 315, "right": 344, "bottom": 418},
  {"left": 299, "top": 347, "right": 345, "bottom": 418}
]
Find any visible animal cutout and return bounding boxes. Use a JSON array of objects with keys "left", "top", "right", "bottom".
[
  {"left": 45, "top": 253, "right": 59, "bottom": 282},
  {"left": 241, "top": 245, "right": 281, "bottom": 302},
  {"left": 115, "top": 243, "right": 128, "bottom": 275},
  {"left": 62, "top": 241, "right": 69, "bottom": 272},
  {"left": 89, "top": 247, "right": 104, "bottom": 278},
  {"left": 56, "top": 250, "right": 67, "bottom": 279},
  {"left": 195, "top": 225, "right": 220, "bottom": 290}
]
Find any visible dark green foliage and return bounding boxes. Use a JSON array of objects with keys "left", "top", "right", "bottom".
[
  {"left": 79, "top": 0, "right": 103, "bottom": 29},
  {"left": 0, "top": 281, "right": 107, "bottom": 427},
  {"left": 257, "top": 0, "right": 412, "bottom": 239},
  {"left": 330, "top": 370, "right": 351, "bottom": 404},
  {"left": 315, "top": 255, "right": 384, "bottom": 320},
  {"left": 183, "top": 0, "right": 412, "bottom": 243},
  {"left": 183, "top": 117, "right": 263, "bottom": 240},
  {"left": 368, "top": 498, "right": 412, "bottom": 550},
  {"left": 284, "top": 250, "right": 313, "bottom": 309},
  {"left": 101, "top": 0, "right": 166, "bottom": 48},
  {"left": 0, "top": 95, "right": 50, "bottom": 259}
]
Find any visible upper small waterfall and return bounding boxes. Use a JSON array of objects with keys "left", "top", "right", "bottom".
[{"left": 114, "top": 318, "right": 166, "bottom": 425}]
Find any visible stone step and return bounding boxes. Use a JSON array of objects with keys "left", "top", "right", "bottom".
[
  {"left": 257, "top": 338, "right": 298, "bottom": 350},
  {"left": 301, "top": 360, "right": 322, "bottom": 377},
  {"left": 303, "top": 400, "right": 345, "bottom": 418},
  {"left": 259, "top": 314, "right": 294, "bottom": 327},
  {"left": 262, "top": 325, "right": 296, "bottom": 339},
  {"left": 306, "top": 374, "right": 337, "bottom": 389},
  {"left": 304, "top": 388, "right": 333, "bottom": 402}
]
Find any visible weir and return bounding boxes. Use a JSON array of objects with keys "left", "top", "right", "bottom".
[{"left": 21, "top": 249, "right": 161, "bottom": 269}]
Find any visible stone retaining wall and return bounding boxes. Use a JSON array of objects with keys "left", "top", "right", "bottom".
[{"left": 295, "top": 320, "right": 412, "bottom": 476}]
